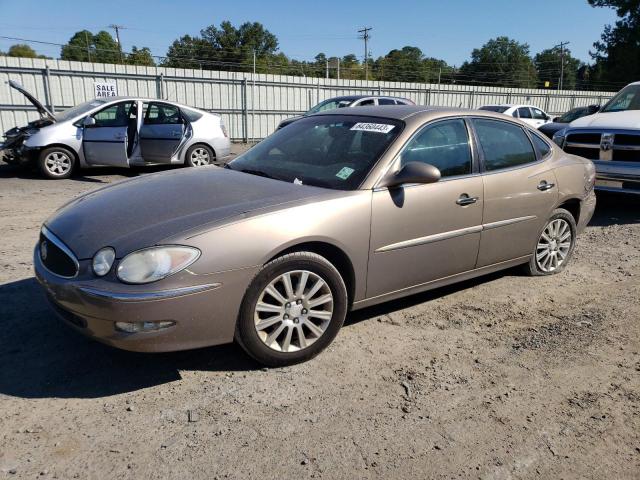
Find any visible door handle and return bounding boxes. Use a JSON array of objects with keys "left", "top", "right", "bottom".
[
  {"left": 456, "top": 194, "right": 479, "bottom": 206},
  {"left": 537, "top": 181, "right": 555, "bottom": 191}
]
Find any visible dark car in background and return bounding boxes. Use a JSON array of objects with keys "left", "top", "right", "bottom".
[
  {"left": 538, "top": 105, "right": 600, "bottom": 139},
  {"left": 276, "top": 95, "right": 415, "bottom": 130}
]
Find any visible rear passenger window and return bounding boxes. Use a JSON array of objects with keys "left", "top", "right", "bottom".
[
  {"left": 357, "top": 99, "right": 375, "bottom": 106},
  {"left": 474, "top": 119, "right": 537, "bottom": 171},
  {"left": 378, "top": 98, "right": 396, "bottom": 105},
  {"left": 531, "top": 133, "right": 552, "bottom": 158},
  {"left": 400, "top": 119, "right": 472, "bottom": 178}
]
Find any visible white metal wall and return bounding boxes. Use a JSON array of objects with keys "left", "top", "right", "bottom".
[{"left": 0, "top": 56, "right": 616, "bottom": 141}]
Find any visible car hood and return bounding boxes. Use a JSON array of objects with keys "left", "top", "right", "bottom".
[
  {"left": 569, "top": 111, "right": 640, "bottom": 129},
  {"left": 44, "top": 167, "right": 338, "bottom": 259},
  {"left": 8, "top": 80, "right": 56, "bottom": 122}
]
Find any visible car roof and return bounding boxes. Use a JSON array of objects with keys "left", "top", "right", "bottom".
[
  {"left": 324, "top": 95, "right": 410, "bottom": 102},
  {"left": 311, "top": 105, "right": 474, "bottom": 120}
]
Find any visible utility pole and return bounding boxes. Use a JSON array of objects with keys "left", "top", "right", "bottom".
[
  {"left": 109, "top": 24, "right": 126, "bottom": 63},
  {"left": 358, "top": 27, "right": 372, "bottom": 81},
  {"left": 555, "top": 41, "right": 570, "bottom": 91},
  {"left": 337, "top": 58, "right": 340, "bottom": 80},
  {"left": 84, "top": 30, "right": 92, "bottom": 63},
  {"left": 326, "top": 59, "right": 329, "bottom": 79},
  {"left": 252, "top": 49, "right": 256, "bottom": 75}
]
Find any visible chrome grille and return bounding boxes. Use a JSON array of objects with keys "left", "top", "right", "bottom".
[
  {"left": 564, "top": 131, "right": 640, "bottom": 162},
  {"left": 39, "top": 227, "right": 79, "bottom": 278}
]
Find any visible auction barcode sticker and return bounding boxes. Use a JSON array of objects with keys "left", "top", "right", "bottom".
[{"left": 350, "top": 123, "right": 395, "bottom": 133}]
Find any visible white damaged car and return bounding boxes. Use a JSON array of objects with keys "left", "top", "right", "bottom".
[{"left": 1, "top": 81, "right": 230, "bottom": 179}]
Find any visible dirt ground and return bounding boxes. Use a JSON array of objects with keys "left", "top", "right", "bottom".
[{"left": 0, "top": 145, "right": 638, "bottom": 479}]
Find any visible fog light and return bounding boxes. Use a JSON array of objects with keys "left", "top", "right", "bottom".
[{"left": 115, "top": 321, "right": 175, "bottom": 333}]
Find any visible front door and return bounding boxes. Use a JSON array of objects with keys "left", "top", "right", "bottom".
[
  {"left": 83, "top": 101, "right": 136, "bottom": 167},
  {"left": 367, "top": 118, "right": 483, "bottom": 298},
  {"left": 472, "top": 118, "right": 558, "bottom": 267},
  {"left": 139, "top": 102, "right": 185, "bottom": 163}
]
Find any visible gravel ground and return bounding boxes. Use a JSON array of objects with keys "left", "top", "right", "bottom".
[{"left": 0, "top": 146, "right": 639, "bottom": 479}]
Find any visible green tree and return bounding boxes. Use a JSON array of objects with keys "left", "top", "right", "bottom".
[
  {"left": 373, "top": 46, "right": 450, "bottom": 83},
  {"left": 534, "top": 47, "right": 582, "bottom": 89},
  {"left": 459, "top": 36, "right": 538, "bottom": 88},
  {"left": 127, "top": 46, "right": 156, "bottom": 66},
  {"left": 164, "top": 21, "right": 279, "bottom": 71},
  {"left": 589, "top": 0, "right": 640, "bottom": 86},
  {"left": 339, "top": 54, "right": 362, "bottom": 79},
  {"left": 5, "top": 43, "right": 49, "bottom": 59},
  {"left": 60, "top": 30, "right": 122, "bottom": 64}
]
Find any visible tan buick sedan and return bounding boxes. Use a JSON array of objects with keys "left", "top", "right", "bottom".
[{"left": 35, "top": 106, "right": 596, "bottom": 366}]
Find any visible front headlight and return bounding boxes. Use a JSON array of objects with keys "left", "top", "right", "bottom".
[
  {"left": 116, "top": 246, "right": 200, "bottom": 284},
  {"left": 552, "top": 128, "right": 567, "bottom": 148},
  {"left": 93, "top": 247, "right": 116, "bottom": 276}
]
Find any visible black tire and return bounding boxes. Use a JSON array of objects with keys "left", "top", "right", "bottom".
[
  {"left": 37, "top": 146, "right": 76, "bottom": 179},
  {"left": 185, "top": 144, "right": 215, "bottom": 167},
  {"left": 523, "top": 208, "right": 577, "bottom": 276},
  {"left": 235, "top": 252, "right": 348, "bottom": 367}
]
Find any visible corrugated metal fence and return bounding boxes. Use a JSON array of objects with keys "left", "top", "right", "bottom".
[{"left": 0, "top": 57, "right": 616, "bottom": 141}]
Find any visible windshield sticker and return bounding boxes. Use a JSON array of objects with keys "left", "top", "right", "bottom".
[
  {"left": 350, "top": 122, "right": 395, "bottom": 134},
  {"left": 335, "top": 167, "right": 355, "bottom": 180}
]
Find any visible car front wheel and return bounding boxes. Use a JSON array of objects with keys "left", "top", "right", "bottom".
[
  {"left": 236, "top": 252, "right": 348, "bottom": 367},
  {"left": 524, "top": 208, "right": 577, "bottom": 276},
  {"left": 38, "top": 146, "right": 75, "bottom": 179}
]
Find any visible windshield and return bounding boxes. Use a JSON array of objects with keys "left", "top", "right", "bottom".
[
  {"left": 601, "top": 85, "right": 640, "bottom": 113},
  {"left": 228, "top": 115, "right": 403, "bottom": 190},
  {"left": 55, "top": 99, "right": 108, "bottom": 122},
  {"left": 307, "top": 98, "right": 354, "bottom": 115},
  {"left": 479, "top": 106, "right": 509, "bottom": 113}
]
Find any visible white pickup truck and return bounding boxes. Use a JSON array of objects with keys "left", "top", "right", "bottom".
[{"left": 552, "top": 81, "right": 640, "bottom": 194}]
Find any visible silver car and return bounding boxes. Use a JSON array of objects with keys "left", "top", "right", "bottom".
[
  {"left": 1, "top": 81, "right": 231, "bottom": 179},
  {"left": 277, "top": 95, "right": 415, "bottom": 129}
]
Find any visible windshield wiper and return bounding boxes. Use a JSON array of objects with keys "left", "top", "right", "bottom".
[{"left": 236, "top": 168, "right": 281, "bottom": 181}]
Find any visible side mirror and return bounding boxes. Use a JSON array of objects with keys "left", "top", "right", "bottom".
[
  {"left": 378, "top": 161, "right": 441, "bottom": 189},
  {"left": 552, "top": 116, "right": 560, "bottom": 122},
  {"left": 83, "top": 116, "right": 96, "bottom": 127}
]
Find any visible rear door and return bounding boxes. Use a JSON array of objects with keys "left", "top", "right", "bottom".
[
  {"left": 139, "top": 102, "right": 185, "bottom": 163},
  {"left": 83, "top": 101, "right": 136, "bottom": 167},
  {"left": 472, "top": 118, "right": 558, "bottom": 267}
]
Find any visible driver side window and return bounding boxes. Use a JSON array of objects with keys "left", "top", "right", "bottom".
[
  {"left": 400, "top": 119, "right": 472, "bottom": 178},
  {"left": 92, "top": 102, "right": 134, "bottom": 128}
]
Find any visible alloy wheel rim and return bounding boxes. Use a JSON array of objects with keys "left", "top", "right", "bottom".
[
  {"left": 536, "top": 218, "right": 572, "bottom": 272},
  {"left": 190, "top": 148, "right": 210, "bottom": 166},
  {"left": 254, "top": 270, "right": 334, "bottom": 353},
  {"left": 45, "top": 152, "right": 71, "bottom": 176}
]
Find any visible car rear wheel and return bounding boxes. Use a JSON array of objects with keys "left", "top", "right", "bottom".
[
  {"left": 38, "top": 146, "right": 75, "bottom": 179},
  {"left": 236, "top": 252, "right": 348, "bottom": 367},
  {"left": 185, "top": 144, "right": 214, "bottom": 167},
  {"left": 524, "top": 208, "right": 576, "bottom": 276}
]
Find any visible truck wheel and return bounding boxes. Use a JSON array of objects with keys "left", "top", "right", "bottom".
[{"left": 38, "top": 147, "right": 76, "bottom": 179}]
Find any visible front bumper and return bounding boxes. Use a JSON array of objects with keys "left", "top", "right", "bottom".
[
  {"left": 593, "top": 160, "right": 640, "bottom": 195},
  {"left": 34, "top": 247, "right": 257, "bottom": 352}
]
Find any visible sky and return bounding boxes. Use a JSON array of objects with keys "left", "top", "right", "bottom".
[{"left": 0, "top": 0, "right": 619, "bottom": 66}]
